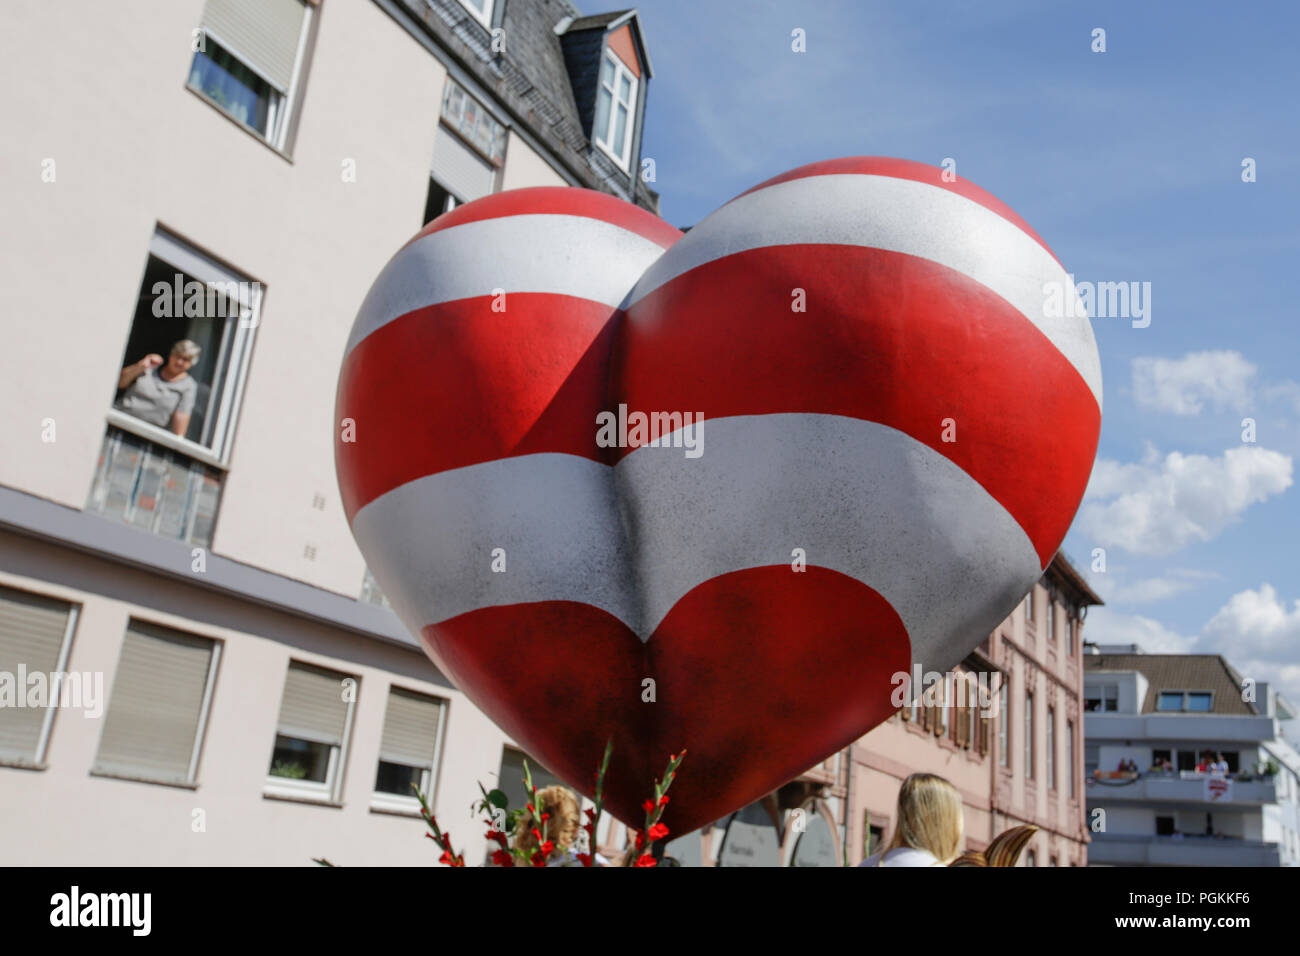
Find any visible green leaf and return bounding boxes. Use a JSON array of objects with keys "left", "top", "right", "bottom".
[{"left": 488, "top": 788, "right": 509, "bottom": 810}]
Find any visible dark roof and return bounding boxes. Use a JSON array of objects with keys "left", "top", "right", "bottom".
[
  {"left": 566, "top": 11, "right": 630, "bottom": 31},
  {"left": 1085, "top": 654, "right": 1257, "bottom": 716},
  {"left": 391, "top": 0, "right": 659, "bottom": 213},
  {"left": 1045, "top": 551, "right": 1104, "bottom": 607}
]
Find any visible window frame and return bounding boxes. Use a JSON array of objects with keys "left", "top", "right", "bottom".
[
  {"left": 1046, "top": 596, "right": 1056, "bottom": 642},
  {"left": 370, "top": 686, "right": 448, "bottom": 814},
  {"left": 1047, "top": 705, "right": 1056, "bottom": 790},
  {"left": 1024, "top": 589, "right": 1035, "bottom": 624},
  {"left": 0, "top": 588, "right": 81, "bottom": 768},
  {"left": 264, "top": 661, "right": 358, "bottom": 804},
  {"left": 1156, "top": 690, "right": 1215, "bottom": 713},
  {"left": 107, "top": 228, "right": 262, "bottom": 470},
  {"left": 454, "top": 0, "right": 495, "bottom": 29},
  {"left": 592, "top": 48, "right": 639, "bottom": 172},
  {"left": 1024, "top": 689, "right": 1035, "bottom": 780},
  {"left": 999, "top": 679, "right": 1010, "bottom": 769},
  {"left": 91, "top": 620, "right": 222, "bottom": 787},
  {"left": 1067, "top": 718, "right": 1076, "bottom": 798},
  {"left": 188, "top": 1, "right": 314, "bottom": 152}
]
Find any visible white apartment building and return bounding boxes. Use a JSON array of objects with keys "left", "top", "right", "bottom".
[
  {"left": 0, "top": 0, "right": 658, "bottom": 865},
  {"left": 1083, "top": 648, "right": 1300, "bottom": 866}
]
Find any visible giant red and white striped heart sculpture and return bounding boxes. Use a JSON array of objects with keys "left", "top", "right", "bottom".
[{"left": 335, "top": 158, "right": 1101, "bottom": 838}]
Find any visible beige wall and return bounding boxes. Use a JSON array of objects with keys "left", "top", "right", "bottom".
[
  {"left": 0, "top": 529, "right": 519, "bottom": 866},
  {"left": 0, "top": 0, "right": 574, "bottom": 601}
]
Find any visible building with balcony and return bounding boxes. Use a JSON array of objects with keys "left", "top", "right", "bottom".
[
  {"left": 0, "top": 0, "right": 659, "bottom": 866},
  {"left": 1083, "top": 649, "right": 1300, "bottom": 866}
]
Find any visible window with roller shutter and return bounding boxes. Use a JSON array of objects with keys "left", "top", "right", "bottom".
[
  {"left": 266, "top": 660, "right": 355, "bottom": 802},
  {"left": 188, "top": 0, "right": 316, "bottom": 150},
  {"left": 372, "top": 687, "right": 446, "bottom": 812},
  {"left": 0, "top": 586, "right": 79, "bottom": 767},
  {"left": 92, "top": 621, "right": 219, "bottom": 786}
]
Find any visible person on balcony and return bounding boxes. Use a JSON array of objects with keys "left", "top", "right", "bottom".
[
  {"left": 859, "top": 773, "right": 963, "bottom": 867},
  {"left": 116, "top": 340, "right": 200, "bottom": 437}
]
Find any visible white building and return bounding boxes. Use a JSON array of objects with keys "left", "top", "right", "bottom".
[
  {"left": 0, "top": 0, "right": 657, "bottom": 866},
  {"left": 1083, "top": 648, "right": 1300, "bottom": 866}
]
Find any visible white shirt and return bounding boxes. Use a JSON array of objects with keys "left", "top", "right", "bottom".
[{"left": 857, "top": 847, "right": 943, "bottom": 867}]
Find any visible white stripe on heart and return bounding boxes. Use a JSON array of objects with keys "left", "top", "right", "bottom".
[
  {"left": 626, "top": 173, "right": 1103, "bottom": 408},
  {"left": 351, "top": 413, "right": 1042, "bottom": 672},
  {"left": 343, "top": 214, "right": 671, "bottom": 356}
]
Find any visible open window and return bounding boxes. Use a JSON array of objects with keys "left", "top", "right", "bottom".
[{"left": 188, "top": 0, "right": 315, "bottom": 150}]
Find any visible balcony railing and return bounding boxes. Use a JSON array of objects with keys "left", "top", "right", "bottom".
[
  {"left": 1086, "top": 769, "right": 1278, "bottom": 805},
  {"left": 1089, "top": 833, "right": 1280, "bottom": 867},
  {"left": 86, "top": 426, "right": 223, "bottom": 548}
]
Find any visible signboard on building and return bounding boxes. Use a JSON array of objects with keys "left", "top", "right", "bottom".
[
  {"left": 1204, "top": 776, "right": 1233, "bottom": 802},
  {"left": 791, "top": 810, "right": 838, "bottom": 867}
]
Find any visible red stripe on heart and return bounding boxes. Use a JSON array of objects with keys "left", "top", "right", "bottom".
[
  {"left": 401, "top": 186, "right": 683, "bottom": 252},
  {"left": 335, "top": 294, "right": 620, "bottom": 519},
  {"left": 616, "top": 244, "right": 1100, "bottom": 567},
  {"left": 424, "top": 565, "right": 910, "bottom": 838},
  {"left": 733, "top": 156, "right": 1061, "bottom": 265}
]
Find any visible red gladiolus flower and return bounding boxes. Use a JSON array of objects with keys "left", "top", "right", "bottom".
[
  {"left": 526, "top": 804, "right": 535, "bottom": 814},
  {"left": 577, "top": 853, "right": 593, "bottom": 867},
  {"left": 634, "top": 854, "right": 657, "bottom": 867},
  {"left": 539, "top": 840, "right": 555, "bottom": 856},
  {"left": 584, "top": 807, "right": 597, "bottom": 821},
  {"left": 486, "top": 829, "right": 507, "bottom": 847},
  {"left": 648, "top": 822, "right": 669, "bottom": 841},
  {"left": 531, "top": 828, "right": 542, "bottom": 843},
  {"left": 541, "top": 812, "right": 550, "bottom": 821},
  {"left": 633, "top": 830, "right": 646, "bottom": 849},
  {"left": 642, "top": 799, "right": 655, "bottom": 813},
  {"left": 491, "top": 849, "right": 513, "bottom": 867},
  {"left": 439, "top": 850, "right": 453, "bottom": 865},
  {"left": 659, "top": 794, "right": 670, "bottom": 806}
]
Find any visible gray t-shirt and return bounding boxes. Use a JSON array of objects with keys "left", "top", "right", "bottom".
[{"left": 118, "top": 366, "right": 198, "bottom": 429}]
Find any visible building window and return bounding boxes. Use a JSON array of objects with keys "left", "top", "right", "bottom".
[
  {"left": 1025, "top": 849, "right": 1036, "bottom": 867},
  {"left": 1156, "top": 690, "right": 1215, "bottom": 712},
  {"left": 1155, "top": 815, "right": 1175, "bottom": 836},
  {"left": 1024, "top": 690, "right": 1034, "bottom": 780},
  {"left": 454, "top": 0, "right": 494, "bottom": 28},
  {"left": 441, "top": 81, "right": 507, "bottom": 165},
  {"left": 496, "top": 747, "right": 564, "bottom": 814},
  {"left": 267, "top": 661, "right": 356, "bottom": 802},
  {"left": 189, "top": 0, "right": 313, "bottom": 149},
  {"left": 1084, "top": 685, "right": 1118, "bottom": 712},
  {"left": 592, "top": 49, "right": 638, "bottom": 170},
  {"left": 423, "top": 178, "right": 459, "bottom": 226},
  {"left": 1067, "top": 719, "right": 1076, "bottom": 797},
  {"left": 373, "top": 687, "right": 446, "bottom": 811},
  {"left": 999, "top": 679, "right": 1010, "bottom": 768},
  {"left": 1067, "top": 617, "right": 1078, "bottom": 655},
  {"left": 0, "top": 587, "right": 79, "bottom": 766},
  {"left": 1046, "top": 598, "right": 1056, "bottom": 641},
  {"left": 93, "top": 621, "right": 220, "bottom": 785},
  {"left": 104, "top": 228, "right": 261, "bottom": 464},
  {"left": 1024, "top": 589, "right": 1035, "bottom": 624},
  {"left": 1047, "top": 706, "right": 1056, "bottom": 790}
]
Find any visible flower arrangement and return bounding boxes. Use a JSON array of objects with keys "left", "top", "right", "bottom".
[{"left": 417, "top": 742, "right": 686, "bottom": 867}]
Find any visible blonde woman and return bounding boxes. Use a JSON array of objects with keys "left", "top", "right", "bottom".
[
  {"left": 510, "top": 785, "right": 608, "bottom": 866},
  {"left": 859, "top": 773, "right": 964, "bottom": 867}
]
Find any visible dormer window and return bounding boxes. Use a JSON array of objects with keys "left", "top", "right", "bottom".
[
  {"left": 455, "top": 0, "right": 495, "bottom": 29},
  {"left": 593, "top": 49, "right": 638, "bottom": 170}
]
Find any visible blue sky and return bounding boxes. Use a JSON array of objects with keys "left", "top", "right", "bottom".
[{"left": 633, "top": 0, "right": 1300, "bottom": 731}]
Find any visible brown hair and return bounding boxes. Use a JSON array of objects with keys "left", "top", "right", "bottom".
[{"left": 511, "top": 786, "right": 581, "bottom": 860}]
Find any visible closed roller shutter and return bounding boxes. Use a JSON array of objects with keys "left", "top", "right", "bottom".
[
  {"left": 200, "top": 0, "right": 307, "bottom": 91},
  {"left": 277, "top": 662, "right": 350, "bottom": 745},
  {"left": 93, "top": 622, "right": 215, "bottom": 783},
  {"left": 0, "top": 587, "right": 74, "bottom": 762},
  {"left": 379, "top": 688, "right": 443, "bottom": 767},
  {"left": 432, "top": 126, "right": 496, "bottom": 202}
]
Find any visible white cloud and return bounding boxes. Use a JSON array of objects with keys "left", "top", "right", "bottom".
[
  {"left": 1081, "top": 445, "right": 1293, "bottom": 555},
  {"left": 1094, "top": 568, "right": 1221, "bottom": 604},
  {"left": 1132, "top": 350, "right": 1257, "bottom": 415},
  {"left": 1084, "top": 607, "right": 1197, "bottom": 653},
  {"left": 1202, "top": 584, "right": 1300, "bottom": 660}
]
